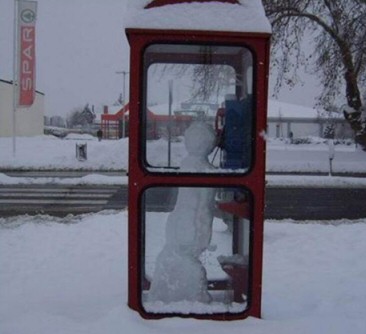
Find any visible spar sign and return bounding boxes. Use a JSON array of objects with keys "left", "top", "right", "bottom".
[{"left": 17, "top": 1, "right": 37, "bottom": 107}]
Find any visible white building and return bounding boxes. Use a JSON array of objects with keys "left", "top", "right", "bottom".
[
  {"left": 267, "top": 100, "right": 353, "bottom": 139},
  {"left": 0, "top": 79, "right": 45, "bottom": 137}
]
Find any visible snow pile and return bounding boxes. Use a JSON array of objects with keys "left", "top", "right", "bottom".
[
  {"left": 64, "top": 133, "right": 96, "bottom": 141},
  {"left": 125, "top": 0, "right": 271, "bottom": 34},
  {"left": 1, "top": 211, "right": 366, "bottom": 334}
]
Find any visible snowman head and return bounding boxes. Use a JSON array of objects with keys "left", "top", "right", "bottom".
[{"left": 184, "top": 121, "right": 216, "bottom": 157}]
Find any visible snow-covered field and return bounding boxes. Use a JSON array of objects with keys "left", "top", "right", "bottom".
[
  {"left": 1, "top": 134, "right": 365, "bottom": 174},
  {"left": 1, "top": 134, "right": 366, "bottom": 188},
  {"left": 1, "top": 210, "right": 365, "bottom": 334},
  {"left": 267, "top": 139, "right": 366, "bottom": 174},
  {"left": 0, "top": 134, "right": 128, "bottom": 171}
]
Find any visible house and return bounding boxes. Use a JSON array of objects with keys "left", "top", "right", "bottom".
[{"left": 100, "top": 104, "right": 129, "bottom": 139}]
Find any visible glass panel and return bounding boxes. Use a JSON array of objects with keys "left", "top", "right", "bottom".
[
  {"left": 141, "top": 186, "right": 251, "bottom": 314},
  {"left": 144, "top": 44, "right": 254, "bottom": 173}
]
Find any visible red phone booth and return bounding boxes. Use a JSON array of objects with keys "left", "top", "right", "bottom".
[{"left": 126, "top": 0, "right": 271, "bottom": 320}]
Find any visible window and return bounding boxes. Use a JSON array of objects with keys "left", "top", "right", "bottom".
[
  {"left": 143, "top": 44, "right": 254, "bottom": 174},
  {"left": 141, "top": 186, "right": 252, "bottom": 314}
]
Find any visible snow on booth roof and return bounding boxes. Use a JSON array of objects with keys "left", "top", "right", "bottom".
[{"left": 124, "top": 0, "right": 272, "bottom": 34}]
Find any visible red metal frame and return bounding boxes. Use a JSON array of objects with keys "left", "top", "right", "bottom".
[
  {"left": 126, "top": 28, "right": 271, "bottom": 320},
  {"left": 101, "top": 104, "right": 129, "bottom": 139}
]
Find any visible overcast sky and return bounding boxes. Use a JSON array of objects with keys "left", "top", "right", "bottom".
[{"left": 0, "top": 0, "right": 320, "bottom": 117}]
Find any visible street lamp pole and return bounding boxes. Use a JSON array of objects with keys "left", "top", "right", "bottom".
[
  {"left": 116, "top": 70, "right": 129, "bottom": 106},
  {"left": 115, "top": 70, "right": 129, "bottom": 138}
]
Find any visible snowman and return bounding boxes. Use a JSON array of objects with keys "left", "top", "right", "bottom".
[{"left": 148, "top": 120, "right": 217, "bottom": 303}]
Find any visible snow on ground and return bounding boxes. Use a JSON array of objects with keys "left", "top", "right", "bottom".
[
  {"left": 267, "top": 175, "right": 366, "bottom": 188},
  {"left": 267, "top": 140, "right": 366, "bottom": 174},
  {"left": 1, "top": 135, "right": 366, "bottom": 188},
  {"left": 0, "top": 210, "right": 365, "bottom": 334},
  {"left": 1, "top": 135, "right": 365, "bottom": 175},
  {"left": 0, "top": 173, "right": 128, "bottom": 186},
  {"left": 0, "top": 135, "right": 129, "bottom": 171}
]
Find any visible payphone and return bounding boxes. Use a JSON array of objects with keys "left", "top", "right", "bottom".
[
  {"left": 215, "top": 95, "right": 253, "bottom": 170},
  {"left": 126, "top": 0, "right": 271, "bottom": 320}
]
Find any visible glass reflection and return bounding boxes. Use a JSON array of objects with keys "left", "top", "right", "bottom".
[{"left": 144, "top": 44, "right": 254, "bottom": 173}]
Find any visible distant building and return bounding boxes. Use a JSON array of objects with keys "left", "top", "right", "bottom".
[
  {"left": 0, "top": 79, "right": 45, "bottom": 137},
  {"left": 267, "top": 100, "right": 354, "bottom": 139},
  {"left": 44, "top": 115, "right": 51, "bottom": 126}
]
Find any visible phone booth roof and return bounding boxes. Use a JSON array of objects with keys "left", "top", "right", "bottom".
[
  {"left": 145, "top": 0, "right": 240, "bottom": 8},
  {"left": 124, "top": 0, "right": 271, "bottom": 35}
]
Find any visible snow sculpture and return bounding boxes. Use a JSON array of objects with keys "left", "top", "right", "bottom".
[{"left": 148, "top": 121, "right": 217, "bottom": 304}]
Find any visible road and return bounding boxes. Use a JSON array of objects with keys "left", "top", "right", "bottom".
[
  {"left": 1, "top": 184, "right": 365, "bottom": 220},
  {"left": 265, "top": 187, "right": 366, "bottom": 220},
  {"left": 0, "top": 184, "right": 122, "bottom": 217},
  {"left": 2, "top": 170, "right": 366, "bottom": 178}
]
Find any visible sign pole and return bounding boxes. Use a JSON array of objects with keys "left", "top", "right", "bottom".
[
  {"left": 12, "top": 0, "right": 19, "bottom": 157},
  {"left": 116, "top": 70, "right": 129, "bottom": 137},
  {"left": 12, "top": 0, "right": 37, "bottom": 155},
  {"left": 167, "top": 80, "right": 173, "bottom": 167}
]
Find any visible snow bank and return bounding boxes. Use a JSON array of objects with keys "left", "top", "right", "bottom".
[
  {"left": 63, "top": 133, "right": 96, "bottom": 141},
  {"left": 0, "top": 173, "right": 127, "bottom": 185},
  {"left": 267, "top": 175, "right": 366, "bottom": 188},
  {"left": 0, "top": 211, "right": 365, "bottom": 334},
  {"left": 266, "top": 142, "right": 366, "bottom": 174}
]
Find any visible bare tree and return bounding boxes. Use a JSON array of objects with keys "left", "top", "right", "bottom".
[
  {"left": 263, "top": 0, "right": 366, "bottom": 149},
  {"left": 158, "top": 62, "right": 235, "bottom": 103},
  {"left": 67, "top": 104, "right": 95, "bottom": 128},
  {"left": 190, "top": 64, "right": 235, "bottom": 102}
]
